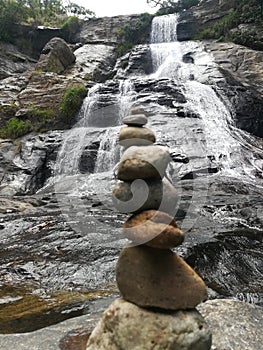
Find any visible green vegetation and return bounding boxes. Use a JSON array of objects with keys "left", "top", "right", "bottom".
[
  {"left": 61, "top": 16, "right": 80, "bottom": 41},
  {"left": 0, "top": 117, "right": 32, "bottom": 139},
  {"left": 195, "top": 0, "right": 263, "bottom": 49},
  {"left": 0, "top": 0, "right": 94, "bottom": 42},
  {"left": 116, "top": 13, "right": 153, "bottom": 56},
  {"left": 27, "top": 108, "right": 56, "bottom": 132},
  {"left": 147, "top": 0, "right": 199, "bottom": 16},
  {"left": 0, "top": 0, "right": 27, "bottom": 41},
  {"left": 59, "top": 85, "right": 87, "bottom": 123}
]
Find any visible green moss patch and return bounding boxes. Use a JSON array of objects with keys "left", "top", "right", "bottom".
[
  {"left": 59, "top": 85, "right": 87, "bottom": 123},
  {"left": 0, "top": 117, "right": 32, "bottom": 139}
]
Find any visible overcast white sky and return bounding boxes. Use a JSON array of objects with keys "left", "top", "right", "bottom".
[{"left": 74, "top": 0, "right": 158, "bottom": 17}]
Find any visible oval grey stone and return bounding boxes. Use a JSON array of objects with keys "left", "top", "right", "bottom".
[
  {"left": 122, "top": 114, "right": 148, "bottom": 126},
  {"left": 119, "top": 126, "right": 155, "bottom": 147},
  {"left": 117, "top": 145, "right": 171, "bottom": 181},
  {"left": 112, "top": 178, "right": 177, "bottom": 215}
]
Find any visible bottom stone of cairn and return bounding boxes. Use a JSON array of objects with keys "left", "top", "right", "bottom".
[{"left": 86, "top": 298, "right": 212, "bottom": 350}]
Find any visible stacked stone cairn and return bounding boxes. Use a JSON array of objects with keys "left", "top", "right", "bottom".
[{"left": 86, "top": 108, "right": 212, "bottom": 350}]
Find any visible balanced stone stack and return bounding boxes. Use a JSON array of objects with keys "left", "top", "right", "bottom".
[{"left": 86, "top": 110, "right": 212, "bottom": 349}]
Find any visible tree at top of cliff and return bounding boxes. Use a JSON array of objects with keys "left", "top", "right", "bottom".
[
  {"left": 0, "top": 0, "right": 94, "bottom": 42},
  {"left": 146, "top": 0, "right": 200, "bottom": 11}
]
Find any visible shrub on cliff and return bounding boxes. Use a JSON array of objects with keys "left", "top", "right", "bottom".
[
  {"left": 195, "top": 0, "right": 263, "bottom": 49},
  {"left": 59, "top": 85, "right": 87, "bottom": 123},
  {"left": 0, "top": 0, "right": 94, "bottom": 43},
  {"left": 116, "top": 13, "right": 153, "bottom": 56},
  {"left": 147, "top": 0, "right": 199, "bottom": 15},
  {"left": 0, "top": 0, "right": 27, "bottom": 41},
  {"left": 61, "top": 16, "right": 81, "bottom": 42},
  {"left": 0, "top": 117, "right": 32, "bottom": 139}
]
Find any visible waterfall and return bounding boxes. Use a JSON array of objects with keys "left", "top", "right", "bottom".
[
  {"left": 118, "top": 79, "right": 136, "bottom": 120},
  {"left": 94, "top": 128, "right": 121, "bottom": 173},
  {"left": 149, "top": 14, "right": 262, "bottom": 186},
  {"left": 151, "top": 14, "right": 178, "bottom": 43},
  {"left": 55, "top": 78, "right": 136, "bottom": 181}
]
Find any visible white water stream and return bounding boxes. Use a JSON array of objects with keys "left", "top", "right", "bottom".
[{"left": 150, "top": 14, "right": 262, "bottom": 186}]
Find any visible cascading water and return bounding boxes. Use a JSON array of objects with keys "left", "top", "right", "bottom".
[
  {"left": 94, "top": 129, "right": 121, "bottom": 173},
  {"left": 150, "top": 14, "right": 263, "bottom": 187},
  {"left": 54, "top": 78, "right": 135, "bottom": 182},
  {"left": 147, "top": 14, "right": 263, "bottom": 305}
]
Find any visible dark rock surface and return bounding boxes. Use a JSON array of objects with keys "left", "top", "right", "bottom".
[
  {"left": 0, "top": 42, "right": 35, "bottom": 80},
  {"left": 0, "top": 131, "right": 63, "bottom": 195},
  {"left": 115, "top": 45, "right": 153, "bottom": 77},
  {"left": 75, "top": 15, "right": 147, "bottom": 45}
]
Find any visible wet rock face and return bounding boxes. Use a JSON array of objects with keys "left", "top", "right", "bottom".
[
  {"left": 76, "top": 15, "right": 148, "bottom": 45},
  {"left": 72, "top": 44, "right": 116, "bottom": 82},
  {"left": 79, "top": 141, "right": 100, "bottom": 174},
  {"left": 115, "top": 45, "right": 153, "bottom": 77},
  {"left": 0, "top": 132, "right": 63, "bottom": 195},
  {"left": 0, "top": 42, "right": 35, "bottom": 80},
  {"left": 86, "top": 298, "right": 212, "bottom": 350},
  {"left": 204, "top": 41, "right": 263, "bottom": 137}
]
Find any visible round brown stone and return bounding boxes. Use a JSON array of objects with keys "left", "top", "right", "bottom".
[
  {"left": 116, "top": 246, "right": 208, "bottom": 310},
  {"left": 119, "top": 126, "right": 155, "bottom": 147},
  {"left": 123, "top": 210, "right": 184, "bottom": 248}
]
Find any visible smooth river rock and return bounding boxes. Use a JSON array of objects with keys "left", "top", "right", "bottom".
[
  {"left": 123, "top": 210, "right": 184, "bottom": 248},
  {"left": 119, "top": 126, "right": 155, "bottom": 147},
  {"left": 116, "top": 246, "right": 208, "bottom": 310},
  {"left": 122, "top": 114, "right": 148, "bottom": 126},
  {"left": 86, "top": 298, "right": 212, "bottom": 350},
  {"left": 112, "top": 178, "right": 178, "bottom": 215},
  {"left": 117, "top": 145, "right": 171, "bottom": 181}
]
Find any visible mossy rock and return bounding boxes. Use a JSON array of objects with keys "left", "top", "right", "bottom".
[
  {"left": 0, "top": 285, "right": 114, "bottom": 333},
  {"left": 59, "top": 84, "right": 87, "bottom": 124}
]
